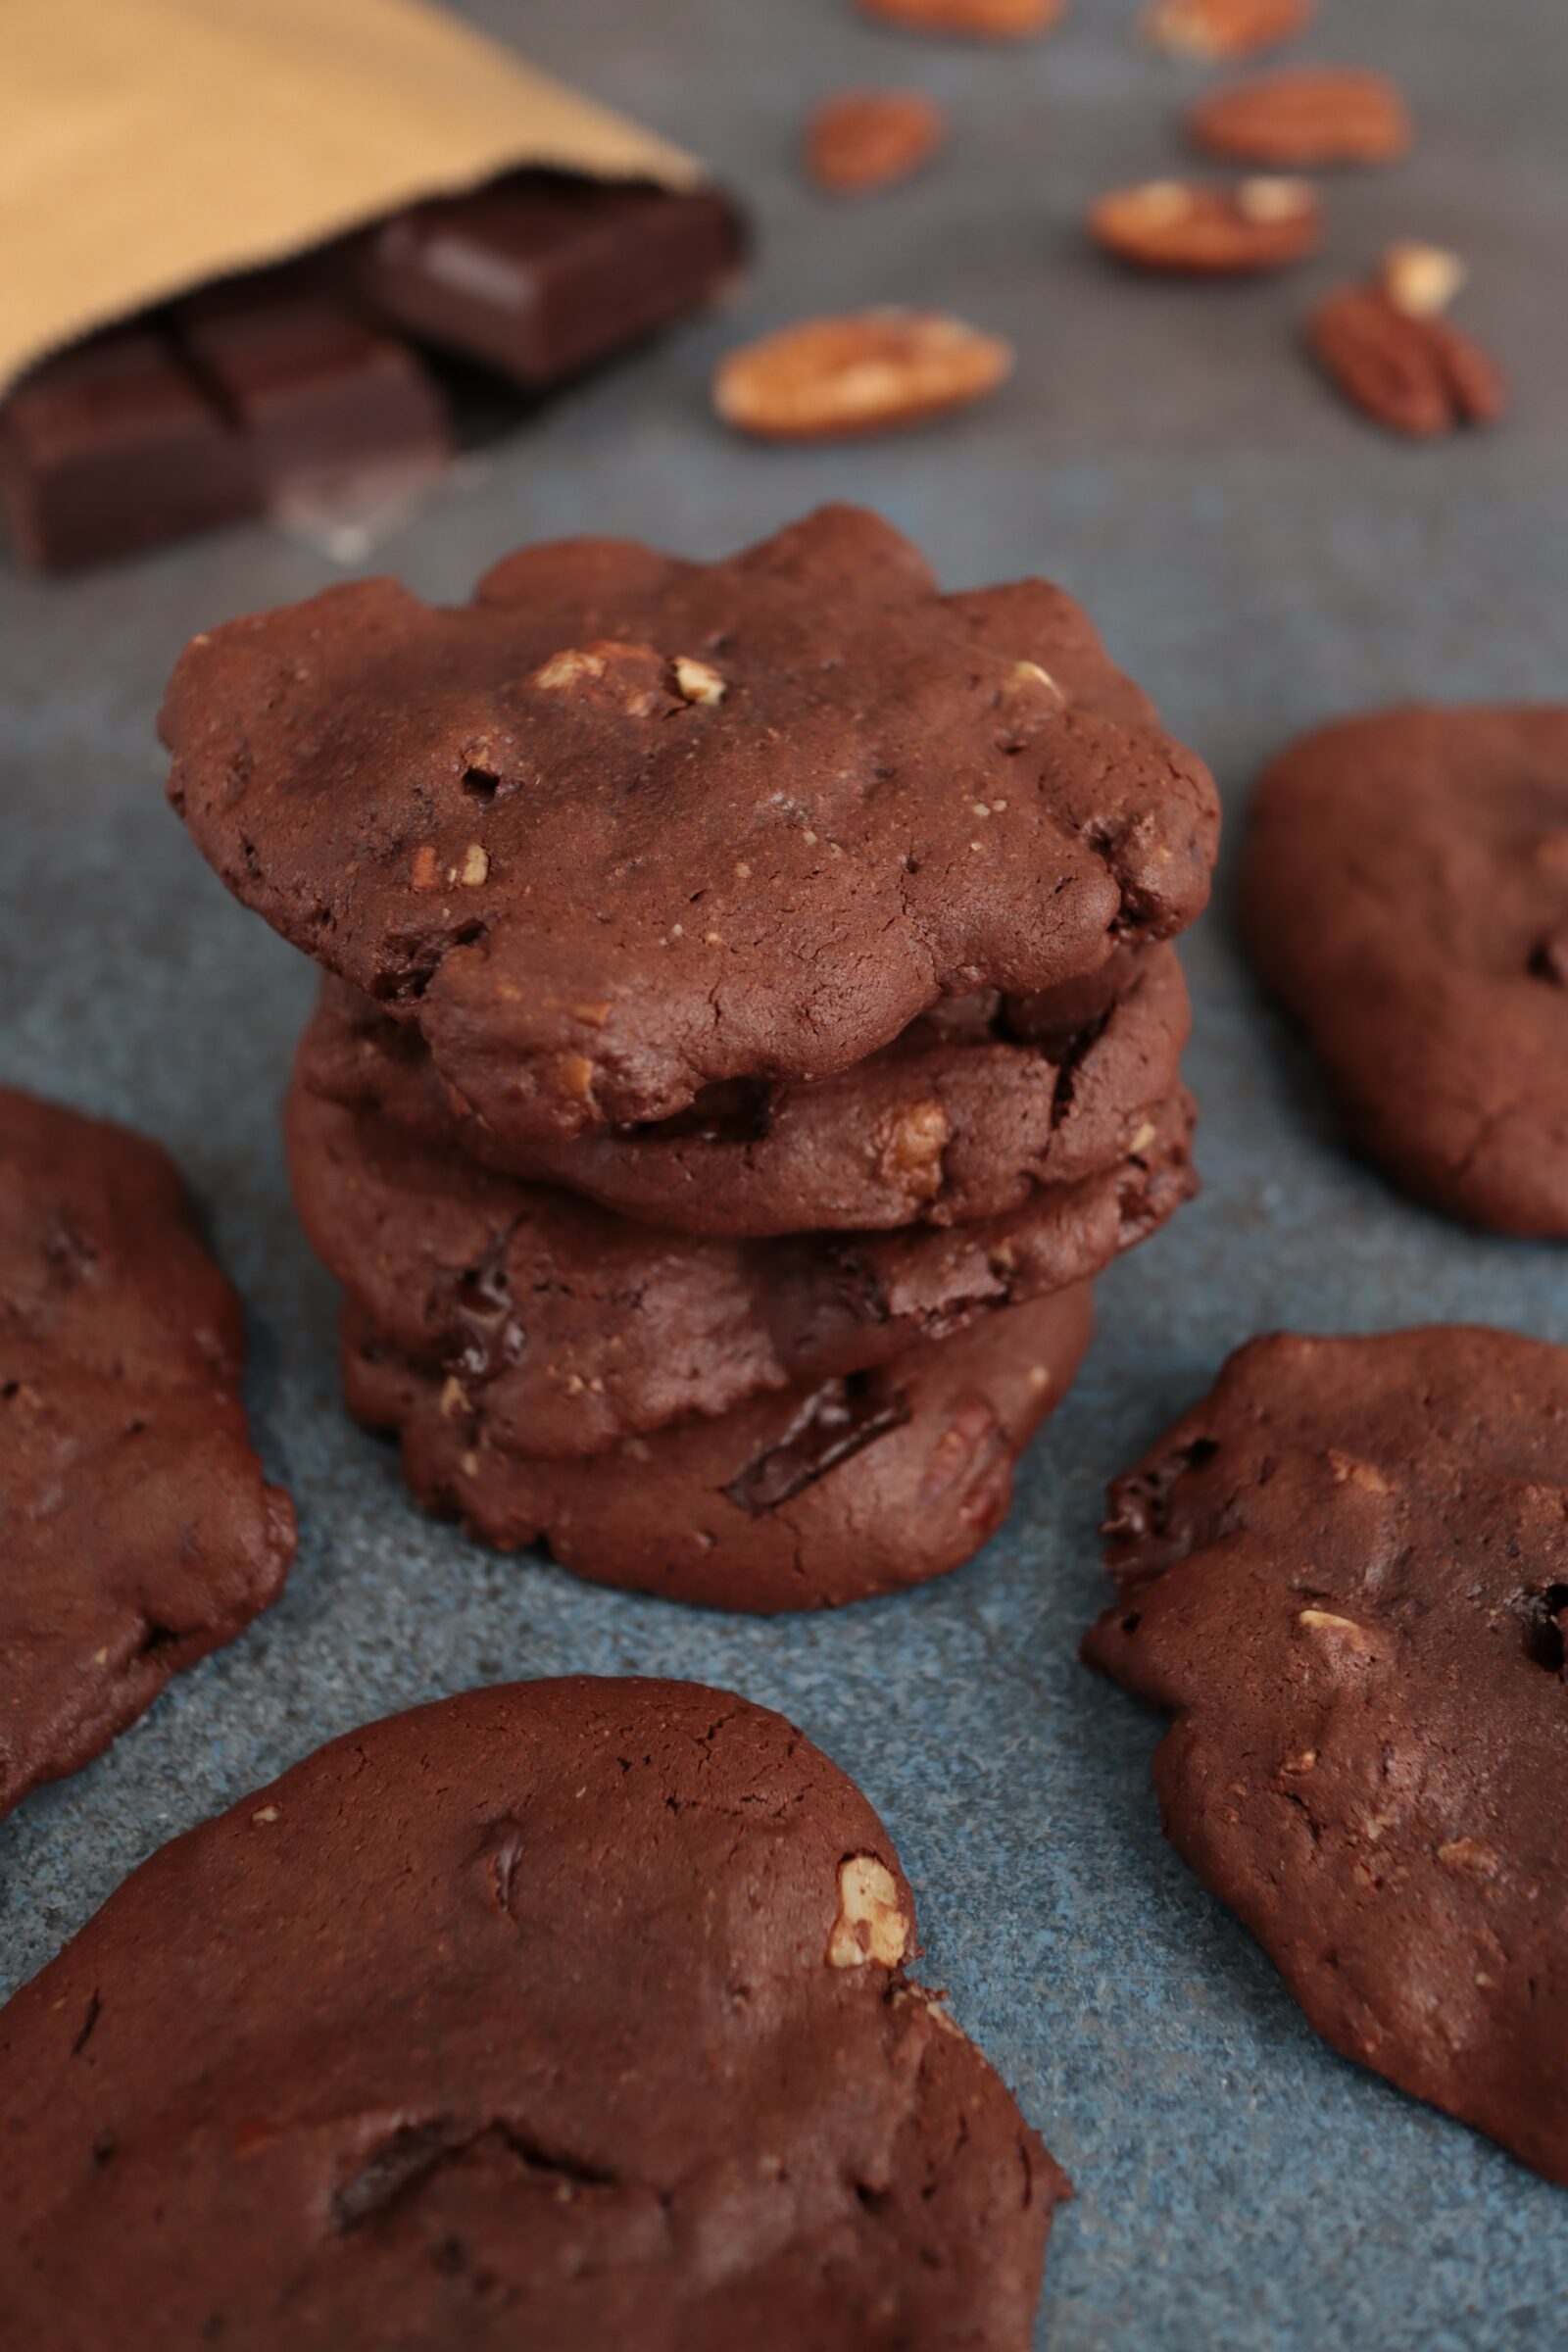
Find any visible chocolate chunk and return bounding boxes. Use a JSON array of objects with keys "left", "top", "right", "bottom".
[
  {"left": 0, "top": 1679, "right": 1068, "bottom": 2342},
  {"left": 357, "top": 171, "right": 744, "bottom": 389},
  {"left": 722, "top": 1376, "right": 912, "bottom": 1513}
]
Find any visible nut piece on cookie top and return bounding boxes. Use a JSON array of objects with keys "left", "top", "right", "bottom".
[{"left": 162, "top": 505, "right": 1218, "bottom": 1147}]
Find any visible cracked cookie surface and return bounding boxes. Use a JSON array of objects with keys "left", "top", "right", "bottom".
[
  {"left": 345, "top": 1283, "right": 1094, "bottom": 1608},
  {"left": 0, "top": 1678, "right": 1068, "bottom": 2344},
  {"left": 1085, "top": 1326, "right": 1568, "bottom": 2184},
  {"left": 0, "top": 1087, "right": 295, "bottom": 1818},
  {"left": 1241, "top": 705, "right": 1568, "bottom": 1232},
  {"left": 163, "top": 504, "right": 1218, "bottom": 1146}
]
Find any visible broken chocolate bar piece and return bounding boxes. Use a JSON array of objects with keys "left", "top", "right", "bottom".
[
  {"left": 357, "top": 171, "right": 744, "bottom": 388},
  {"left": 0, "top": 328, "right": 254, "bottom": 571},
  {"left": 1, "top": 286, "right": 451, "bottom": 573},
  {"left": 173, "top": 279, "right": 451, "bottom": 509},
  {"left": 1, "top": 174, "right": 741, "bottom": 571}
]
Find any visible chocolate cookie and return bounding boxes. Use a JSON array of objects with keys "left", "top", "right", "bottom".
[
  {"left": 299, "top": 942, "right": 1187, "bottom": 1237},
  {"left": 0, "top": 1088, "right": 295, "bottom": 1817},
  {"left": 163, "top": 504, "right": 1219, "bottom": 1144},
  {"left": 1241, "top": 705, "right": 1568, "bottom": 1233},
  {"left": 289, "top": 1063, "right": 1184, "bottom": 1459},
  {"left": 0, "top": 1678, "right": 1068, "bottom": 2345},
  {"left": 345, "top": 1284, "right": 1094, "bottom": 1609},
  {"left": 1085, "top": 1326, "right": 1568, "bottom": 2185}
]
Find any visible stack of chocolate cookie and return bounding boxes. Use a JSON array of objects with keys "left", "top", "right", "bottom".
[{"left": 162, "top": 505, "right": 1219, "bottom": 1610}]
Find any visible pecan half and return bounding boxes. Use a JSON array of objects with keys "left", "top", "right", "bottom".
[
  {"left": 805, "top": 89, "right": 947, "bottom": 194},
  {"left": 1145, "top": 0, "right": 1313, "bottom": 59},
  {"left": 1308, "top": 284, "right": 1505, "bottom": 438},
  {"left": 1189, "top": 69, "right": 1411, "bottom": 166},
  {"left": 1090, "top": 176, "right": 1321, "bottom": 273},
  {"left": 859, "top": 0, "right": 1063, "bottom": 33},
  {"left": 713, "top": 311, "right": 1013, "bottom": 440}
]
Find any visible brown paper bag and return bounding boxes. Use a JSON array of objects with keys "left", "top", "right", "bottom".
[{"left": 0, "top": 0, "right": 703, "bottom": 395}]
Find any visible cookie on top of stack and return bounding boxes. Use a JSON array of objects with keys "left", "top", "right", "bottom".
[{"left": 162, "top": 505, "right": 1218, "bottom": 1610}]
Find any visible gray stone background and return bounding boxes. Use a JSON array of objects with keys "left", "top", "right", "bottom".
[{"left": 2, "top": 1, "right": 1565, "bottom": 2343}]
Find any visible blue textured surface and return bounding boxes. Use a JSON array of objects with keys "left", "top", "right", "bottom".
[{"left": 2, "top": 3, "right": 1566, "bottom": 2343}]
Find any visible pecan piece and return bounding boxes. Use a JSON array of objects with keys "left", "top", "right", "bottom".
[
  {"left": 826, "top": 1856, "right": 909, "bottom": 1969},
  {"left": 530, "top": 640, "right": 678, "bottom": 717},
  {"left": 1189, "top": 69, "right": 1411, "bottom": 167},
  {"left": 805, "top": 89, "right": 948, "bottom": 193},
  {"left": 1380, "top": 240, "right": 1465, "bottom": 318},
  {"left": 1145, "top": 0, "right": 1313, "bottom": 59},
  {"left": 713, "top": 310, "right": 1012, "bottom": 440},
  {"left": 1308, "top": 284, "right": 1505, "bottom": 438},
  {"left": 881, "top": 1099, "right": 952, "bottom": 1200},
  {"left": 858, "top": 0, "right": 1063, "bottom": 34},
  {"left": 1090, "top": 176, "right": 1321, "bottom": 273}
]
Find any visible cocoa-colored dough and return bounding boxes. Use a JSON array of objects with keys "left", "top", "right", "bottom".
[
  {"left": 1085, "top": 1325, "right": 1568, "bottom": 2185},
  {"left": 163, "top": 504, "right": 1218, "bottom": 1144},
  {"left": 297, "top": 943, "right": 1188, "bottom": 1237},
  {"left": 0, "top": 1086, "right": 295, "bottom": 1818},
  {"left": 289, "top": 1061, "right": 1184, "bottom": 1459},
  {"left": 346, "top": 1284, "right": 1094, "bottom": 1610},
  {"left": 1241, "top": 705, "right": 1568, "bottom": 1233},
  {"left": 0, "top": 1678, "right": 1068, "bottom": 2348}
]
